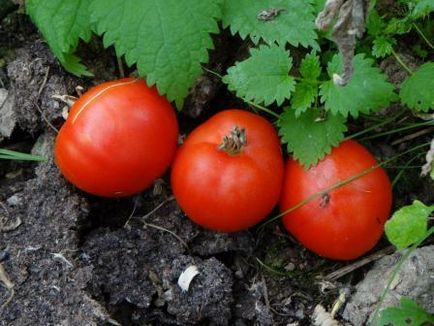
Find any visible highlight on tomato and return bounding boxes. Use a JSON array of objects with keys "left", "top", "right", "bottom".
[
  {"left": 279, "top": 140, "right": 392, "bottom": 260},
  {"left": 171, "top": 109, "right": 284, "bottom": 232},
  {"left": 55, "top": 78, "right": 179, "bottom": 197}
]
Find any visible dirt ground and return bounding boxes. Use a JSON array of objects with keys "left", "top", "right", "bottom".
[{"left": 0, "top": 8, "right": 433, "bottom": 326}]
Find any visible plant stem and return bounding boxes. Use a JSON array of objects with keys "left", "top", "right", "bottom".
[
  {"left": 360, "top": 120, "right": 434, "bottom": 141},
  {"left": 202, "top": 66, "right": 223, "bottom": 79},
  {"left": 412, "top": 23, "right": 434, "bottom": 50},
  {"left": 245, "top": 100, "right": 281, "bottom": 119},
  {"left": 346, "top": 109, "right": 406, "bottom": 140},
  {"left": 391, "top": 49, "right": 413, "bottom": 75},
  {"left": 369, "top": 226, "right": 434, "bottom": 325},
  {"left": 260, "top": 141, "right": 430, "bottom": 229}
]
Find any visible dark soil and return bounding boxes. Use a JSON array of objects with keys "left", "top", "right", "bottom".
[{"left": 1, "top": 6, "right": 433, "bottom": 326}]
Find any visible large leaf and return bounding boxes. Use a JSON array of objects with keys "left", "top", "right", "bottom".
[
  {"left": 26, "top": 0, "right": 93, "bottom": 76},
  {"left": 320, "top": 54, "right": 396, "bottom": 118},
  {"left": 223, "top": 44, "right": 295, "bottom": 106},
  {"left": 278, "top": 108, "right": 347, "bottom": 167},
  {"left": 400, "top": 62, "right": 434, "bottom": 112},
  {"left": 91, "top": 0, "right": 222, "bottom": 107},
  {"left": 222, "top": 0, "right": 318, "bottom": 48}
]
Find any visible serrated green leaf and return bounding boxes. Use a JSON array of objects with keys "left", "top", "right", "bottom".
[
  {"left": 222, "top": 0, "right": 318, "bottom": 48},
  {"left": 385, "top": 17, "right": 412, "bottom": 35},
  {"left": 385, "top": 200, "right": 433, "bottom": 250},
  {"left": 291, "top": 53, "right": 320, "bottom": 116},
  {"left": 278, "top": 108, "right": 347, "bottom": 167},
  {"left": 410, "top": 0, "right": 434, "bottom": 18},
  {"left": 90, "top": 0, "right": 221, "bottom": 107},
  {"left": 320, "top": 54, "right": 396, "bottom": 118},
  {"left": 223, "top": 44, "right": 295, "bottom": 106},
  {"left": 366, "top": 8, "right": 386, "bottom": 37},
  {"left": 300, "top": 52, "right": 321, "bottom": 80},
  {"left": 378, "top": 297, "right": 434, "bottom": 326},
  {"left": 26, "top": 0, "right": 92, "bottom": 76},
  {"left": 63, "top": 53, "right": 94, "bottom": 77},
  {"left": 372, "top": 37, "right": 396, "bottom": 58},
  {"left": 292, "top": 82, "right": 318, "bottom": 116},
  {"left": 400, "top": 62, "right": 434, "bottom": 112}
]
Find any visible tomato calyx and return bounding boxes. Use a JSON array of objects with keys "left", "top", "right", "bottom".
[{"left": 218, "top": 126, "right": 247, "bottom": 155}]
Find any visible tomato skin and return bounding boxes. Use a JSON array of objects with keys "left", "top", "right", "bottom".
[
  {"left": 55, "top": 78, "right": 178, "bottom": 197},
  {"left": 171, "top": 109, "right": 284, "bottom": 232},
  {"left": 279, "top": 140, "right": 392, "bottom": 260}
]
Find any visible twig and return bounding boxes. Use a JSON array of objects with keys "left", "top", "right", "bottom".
[
  {"left": 33, "top": 101, "right": 59, "bottom": 133},
  {"left": 125, "top": 196, "right": 175, "bottom": 227},
  {"left": 391, "top": 127, "right": 434, "bottom": 146},
  {"left": 324, "top": 246, "right": 395, "bottom": 281},
  {"left": 142, "top": 222, "right": 189, "bottom": 250},
  {"left": 37, "top": 67, "right": 50, "bottom": 97},
  {"left": 0, "top": 262, "right": 14, "bottom": 311}
]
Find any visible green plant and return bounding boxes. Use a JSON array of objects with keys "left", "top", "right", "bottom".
[
  {"left": 26, "top": 0, "right": 434, "bottom": 169},
  {"left": 0, "top": 148, "right": 45, "bottom": 161},
  {"left": 371, "top": 200, "right": 434, "bottom": 325}
]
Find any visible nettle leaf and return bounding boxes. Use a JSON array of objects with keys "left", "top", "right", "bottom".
[
  {"left": 366, "top": 8, "right": 386, "bottom": 37},
  {"left": 410, "top": 0, "right": 434, "bottom": 18},
  {"left": 222, "top": 0, "right": 318, "bottom": 48},
  {"left": 400, "top": 62, "right": 434, "bottom": 112},
  {"left": 320, "top": 54, "right": 396, "bottom": 118},
  {"left": 26, "top": 0, "right": 93, "bottom": 76},
  {"left": 378, "top": 297, "right": 434, "bottom": 326},
  {"left": 372, "top": 37, "right": 396, "bottom": 58},
  {"left": 90, "top": 0, "right": 221, "bottom": 107},
  {"left": 385, "top": 200, "right": 433, "bottom": 250},
  {"left": 300, "top": 52, "right": 321, "bottom": 80},
  {"left": 278, "top": 108, "right": 347, "bottom": 167},
  {"left": 292, "top": 83, "right": 318, "bottom": 116},
  {"left": 222, "top": 44, "right": 295, "bottom": 106},
  {"left": 292, "top": 53, "right": 321, "bottom": 116}
]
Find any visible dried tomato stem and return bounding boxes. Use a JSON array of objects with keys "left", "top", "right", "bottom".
[{"left": 218, "top": 126, "right": 247, "bottom": 155}]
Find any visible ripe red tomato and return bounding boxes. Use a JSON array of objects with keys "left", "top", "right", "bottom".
[
  {"left": 55, "top": 78, "right": 178, "bottom": 197},
  {"left": 171, "top": 109, "right": 284, "bottom": 232},
  {"left": 279, "top": 140, "right": 392, "bottom": 260}
]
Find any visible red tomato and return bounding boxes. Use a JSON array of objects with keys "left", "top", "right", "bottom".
[
  {"left": 279, "top": 140, "right": 392, "bottom": 260},
  {"left": 171, "top": 109, "right": 284, "bottom": 232},
  {"left": 55, "top": 78, "right": 178, "bottom": 197}
]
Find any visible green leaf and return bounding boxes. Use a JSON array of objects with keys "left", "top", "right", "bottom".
[
  {"left": 0, "top": 149, "right": 46, "bottom": 162},
  {"left": 400, "top": 62, "right": 434, "bottom": 112},
  {"left": 320, "top": 54, "right": 396, "bottom": 118},
  {"left": 300, "top": 52, "right": 321, "bottom": 80},
  {"left": 372, "top": 37, "right": 396, "bottom": 58},
  {"left": 378, "top": 297, "right": 434, "bottom": 326},
  {"left": 366, "top": 8, "right": 386, "bottom": 37},
  {"left": 222, "top": 44, "right": 295, "bottom": 106},
  {"left": 410, "top": 0, "right": 434, "bottom": 18},
  {"left": 291, "top": 53, "right": 321, "bottom": 116},
  {"left": 90, "top": 0, "right": 222, "bottom": 107},
  {"left": 222, "top": 0, "right": 318, "bottom": 48},
  {"left": 26, "top": 0, "right": 92, "bottom": 76},
  {"left": 278, "top": 108, "right": 347, "bottom": 167},
  {"left": 292, "top": 82, "right": 318, "bottom": 116},
  {"left": 385, "top": 17, "right": 412, "bottom": 35},
  {"left": 385, "top": 200, "right": 433, "bottom": 250}
]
